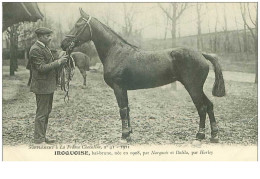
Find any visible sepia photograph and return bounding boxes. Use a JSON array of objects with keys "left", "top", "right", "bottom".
[{"left": 1, "top": 2, "right": 258, "bottom": 161}]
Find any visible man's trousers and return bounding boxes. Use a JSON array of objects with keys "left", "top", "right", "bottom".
[{"left": 34, "top": 93, "right": 53, "bottom": 143}]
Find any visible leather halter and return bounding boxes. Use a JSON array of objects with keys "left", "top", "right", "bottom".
[
  {"left": 82, "top": 16, "right": 92, "bottom": 39},
  {"left": 66, "top": 16, "right": 92, "bottom": 53}
]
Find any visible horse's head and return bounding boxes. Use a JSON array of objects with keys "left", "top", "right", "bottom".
[{"left": 61, "top": 8, "right": 92, "bottom": 52}]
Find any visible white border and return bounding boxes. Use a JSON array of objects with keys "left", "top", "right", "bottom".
[{"left": 1, "top": 1, "right": 259, "bottom": 179}]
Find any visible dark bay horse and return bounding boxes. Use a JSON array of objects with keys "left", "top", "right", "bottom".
[{"left": 61, "top": 8, "right": 225, "bottom": 143}]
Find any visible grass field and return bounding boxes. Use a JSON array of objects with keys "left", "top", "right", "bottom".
[{"left": 2, "top": 65, "right": 258, "bottom": 146}]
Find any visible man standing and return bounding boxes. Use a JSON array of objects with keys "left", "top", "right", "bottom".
[{"left": 29, "top": 27, "right": 68, "bottom": 144}]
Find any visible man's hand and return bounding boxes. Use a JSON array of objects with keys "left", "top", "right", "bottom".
[{"left": 57, "top": 55, "right": 68, "bottom": 65}]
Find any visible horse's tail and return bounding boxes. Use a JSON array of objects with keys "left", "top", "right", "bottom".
[{"left": 202, "top": 53, "right": 226, "bottom": 97}]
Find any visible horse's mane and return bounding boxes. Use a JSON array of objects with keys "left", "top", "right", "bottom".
[{"left": 94, "top": 17, "right": 139, "bottom": 50}]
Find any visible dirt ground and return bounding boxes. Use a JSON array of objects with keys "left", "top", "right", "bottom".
[{"left": 2, "top": 66, "right": 258, "bottom": 146}]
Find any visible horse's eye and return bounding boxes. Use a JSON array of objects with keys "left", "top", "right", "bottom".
[{"left": 75, "top": 20, "right": 85, "bottom": 28}]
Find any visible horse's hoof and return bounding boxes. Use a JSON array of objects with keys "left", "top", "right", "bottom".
[
  {"left": 210, "top": 131, "right": 219, "bottom": 143},
  {"left": 120, "top": 136, "right": 131, "bottom": 143},
  {"left": 119, "top": 139, "right": 128, "bottom": 144},
  {"left": 196, "top": 133, "right": 205, "bottom": 140},
  {"left": 192, "top": 140, "right": 202, "bottom": 147},
  {"left": 122, "top": 132, "right": 130, "bottom": 139}
]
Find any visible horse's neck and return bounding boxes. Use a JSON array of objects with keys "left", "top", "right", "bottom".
[
  {"left": 90, "top": 20, "right": 113, "bottom": 63},
  {"left": 91, "top": 19, "right": 126, "bottom": 63}
]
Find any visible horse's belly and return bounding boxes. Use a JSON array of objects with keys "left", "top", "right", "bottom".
[
  {"left": 127, "top": 78, "right": 176, "bottom": 90},
  {"left": 124, "top": 64, "right": 176, "bottom": 90}
]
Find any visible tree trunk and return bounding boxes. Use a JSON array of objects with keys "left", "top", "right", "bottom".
[
  {"left": 243, "top": 24, "right": 248, "bottom": 52},
  {"left": 171, "top": 4, "right": 177, "bottom": 90},
  {"left": 214, "top": 7, "right": 218, "bottom": 53},
  {"left": 255, "top": 10, "right": 258, "bottom": 83},
  {"left": 235, "top": 17, "right": 242, "bottom": 52},
  {"left": 171, "top": 4, "right": 177, "bottom": 48},
  {"left": 14, "top": 32, "right": 18, "bottom": 71},
  {"left": 164, "top": 16, "right": 169, "bottom": 40},
  {"left": 254, "top": 39, "right": 258, "bottom": 83},
  {"left": 171, "top": 20, "right": 176, "bottom": 48},
  {"left": 9, "top": 25, "right": 19, "bottom": 76},
  {"left": 223, "top": 5, "right": 230, "bottom": 53},
  {"left": 171, "top": 19, "right": 177, "bottom": 90},
  {"left": 10, "top": 42, "right": 16, "bottom": 76},
  {"left": 25, "top": 48, "right": 28, "bottom": 60},
  {"left": 196, "top": 3, "right": 202, "bottom": 50}
]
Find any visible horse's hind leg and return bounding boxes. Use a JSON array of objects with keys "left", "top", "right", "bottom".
[
  {"left": 113, "top": 84, "right": 131, "bottom": 141},
  {"left": 186, "top": 85, "right": 219, "bottom": 142},
  {"left": 203, "top": 95, "right": 219, "bottom": 143},
  {"left": 184, "top": 85, "right": 207, "bottom": 140}
]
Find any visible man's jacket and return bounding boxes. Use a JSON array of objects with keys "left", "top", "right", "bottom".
[{"left": 29, "top": 41, "right": 60, "bottom": 94}]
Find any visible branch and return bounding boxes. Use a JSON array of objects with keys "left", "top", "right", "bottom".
[
  {"left": 123, "top": 4, "right": 128, "bottom": 29},
  {"left": 215, "top": 6, "right": 219, "bottom": 32},
  {"left": 158, "top": 3, "right": 173, "bottom": 20},
  {"left": 176, "top": 3, "right": 187, "bottom": 20},
  {"left": 196, "top": 3, "right": 202, "bottom": 11},
  {"left": 240, "top": 3, "right": 255, "bottom": 39},
  {"left": 130, "top": 3, "right": 135, "bottom": 13},
  {"left": 247, "top": 3, "right": 256, "bottom": 26}
]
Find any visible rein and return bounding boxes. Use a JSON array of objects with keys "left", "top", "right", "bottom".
[
  {"left": 60, "top": 36, "right": 76, "bottom": 103},
  {"left": 60, "top": 53, "right": 75, "bottom": 103},
  {"left": 60, "top": 16, "right": 92, "bottom": 103}
]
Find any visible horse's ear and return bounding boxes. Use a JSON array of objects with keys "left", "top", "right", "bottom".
[{"left": 79, "top": 8, "right": 88, "bottom": 17}]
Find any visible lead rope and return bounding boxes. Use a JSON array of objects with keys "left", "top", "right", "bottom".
[{"left": 60, "top": 42, "right": 75, "bottom": 103}]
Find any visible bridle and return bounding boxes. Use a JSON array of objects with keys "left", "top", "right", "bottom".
[
  {"left": 61, "top": 16, "right": 92, "bottom": 103},
  {"left": 66, "top": 16, "right": 92, "bottom": 54}
]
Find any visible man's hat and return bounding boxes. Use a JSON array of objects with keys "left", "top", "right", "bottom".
[{"left": 35, "top": 27, "right": 53, "bottom": 35}]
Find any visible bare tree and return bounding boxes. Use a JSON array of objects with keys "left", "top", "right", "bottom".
[
  {"left": 6, "top": 24, "right": 20, "bottom": 76},
  {"left": 19, "top": 22, "right": 32, "bottom": 61},
  {"left": 196, "top": 3, "right": 203, "bottom": 50},
  {"left": 122, "top": 3, "right": 136, "bottom": 38},
  {"left": 240, "top": 3, "right": 258, "bottom": 83},
  {"left": 205, "top": 4, "right": 213, "bottom": 52},
  {"left": 158, "top": 3, "right": 188, "bottom": 48},
  {"left": 55, "top": 15, "right": 64, "bottom": 47},
  {"left": 213, "top": 5, "right": 219, "bottom": 53},
  {"left": 163, "top": 7, "right": 170, "bottom": 40},
  {"left": 234, "top": 17, "right": 242, "bottom": 53},
  {"left": 222, "top": 4, "right": 231, "bottom": 53},
  {"left": 243, "top": 24, "right": 248, "bottom": 53},
  {"left": 158, "top": 3, "right": 187, "bottom": 90},
  {"left": 102, "top": 4, "right": 112, "bottom": 27}
]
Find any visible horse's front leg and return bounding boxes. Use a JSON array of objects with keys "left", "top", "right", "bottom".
[{"left": 113, "top": 84, "right": 131, "bottom": 141}]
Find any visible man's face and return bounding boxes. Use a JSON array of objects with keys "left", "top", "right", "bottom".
[{"left": 39, "top": 34, "right": 52, "bottom": 46}]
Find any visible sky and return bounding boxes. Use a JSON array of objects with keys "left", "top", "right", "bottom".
[{"left": 38, "top": 2, "right": 257, "bottom": 39}]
